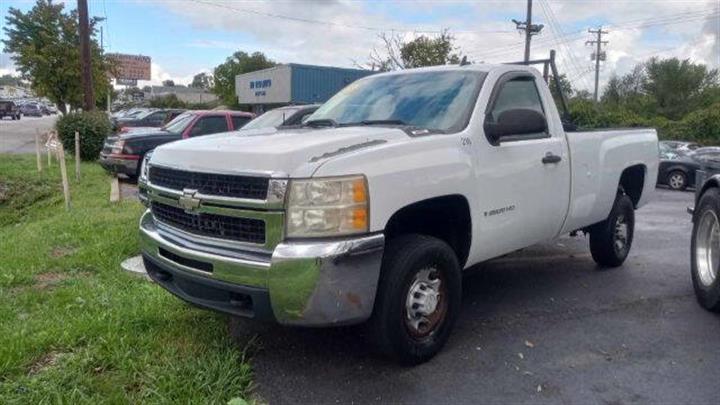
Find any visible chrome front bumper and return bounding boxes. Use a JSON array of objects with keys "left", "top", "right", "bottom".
[{"left": 139, "top": 210, "right": 385, "bottom": 326}]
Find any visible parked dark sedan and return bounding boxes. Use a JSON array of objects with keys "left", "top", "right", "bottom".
[
  {"left": 658, "top": 147, "right": 720, "bottom": 191},
  {"left": 100, "top": 110, "right": 254, "bottom": 178},
  {"left": 19, "top": 103, "right": 43, "bottom": 117},
  {"left": 112, "top": 108, "right": 185, "bottom": 132}
]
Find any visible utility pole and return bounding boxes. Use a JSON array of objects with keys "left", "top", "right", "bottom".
[
  {"left": 512, "top": 0, "right": 544, "bottom": 62},
  {"left": 586, "top": 27, "right": 609, "bottom": 102},
  {"left": 78, "top": 0, "right": 95, "bottom": 110}
]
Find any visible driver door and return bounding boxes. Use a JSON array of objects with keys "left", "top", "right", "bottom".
[{"left": 473, "top": 72, "right": 571, "bottom": 259}]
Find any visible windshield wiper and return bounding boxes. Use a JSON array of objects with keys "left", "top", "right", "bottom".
[
  {"left": 358, "top": 119, "right": 407, "bottom": 126},
  {"left": 303, "top": 118, "right": 338, "bottom": 128}
]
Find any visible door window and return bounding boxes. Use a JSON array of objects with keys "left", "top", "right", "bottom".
[
  {"left": 189, "top": 116, "right": 229, "bottom": 137},
  {"left": 490, "top": 76, "right": 545, "bottom": 122},
  {"left": 231, "top": 115, "right": 251, "bottom": 129}
]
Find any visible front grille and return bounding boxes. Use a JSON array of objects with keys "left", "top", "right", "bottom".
[
  {"left": 151, "top": 202, "right": 265, "bottom": 244},
  {"left": 149, "top": 166, "right": 268, "bottom": 200}
]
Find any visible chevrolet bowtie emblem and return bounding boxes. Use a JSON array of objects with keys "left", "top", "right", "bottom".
[{"left": 178, "top": 189, "right": 201, "bottom": 213}]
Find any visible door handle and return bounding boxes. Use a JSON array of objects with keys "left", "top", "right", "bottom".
[{"left": 542, "top": 153, "right": 562, "bottom": 164}]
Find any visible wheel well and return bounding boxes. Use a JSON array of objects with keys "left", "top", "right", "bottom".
[
  {"left": 699, "top": 178, "right": 720, "bottom": 199},
  {"left": 384, "top": 195, "right": 471, "bottom": 268},
  {"left": 620, "top": 165, "right": 646, "bottom": 207}
]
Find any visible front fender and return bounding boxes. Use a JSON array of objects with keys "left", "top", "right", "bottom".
[{"left": 312, "top": 134, "right": 474, "bottom": 232}]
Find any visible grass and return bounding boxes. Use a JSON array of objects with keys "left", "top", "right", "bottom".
[{"left": 0, "top": 154, "right": 253, "bottom": 404}]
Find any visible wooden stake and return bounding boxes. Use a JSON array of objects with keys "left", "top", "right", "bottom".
[
  {"left": 57, "top": 144, "right": 71, "bottom": 210},
  {"left": 110, "top": 175, "right": 120, "bottom": 202},
  {"left": 47, "top": 147, "right": 52, "bottom": 167},
  {"left": 74, "top": 131, "right": 81, "bottom": 181},
  {"left": 35, "top": 130, "right": 42, "bottom": 172}
]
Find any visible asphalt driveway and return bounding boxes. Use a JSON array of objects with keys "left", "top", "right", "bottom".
[{"left": 231, "top": 189, "right": 719, "bottom": 404}]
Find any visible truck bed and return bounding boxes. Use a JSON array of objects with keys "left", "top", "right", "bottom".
[{"left": 561, "top": 128, "right": 659, "bottom": 234}]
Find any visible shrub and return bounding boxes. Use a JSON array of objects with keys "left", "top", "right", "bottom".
[
  {"left": 682, "top": 103, "right": 720, "bottom": 145},
  {"left": 55, "top": 111, "right": 112, "bottom": 161}
]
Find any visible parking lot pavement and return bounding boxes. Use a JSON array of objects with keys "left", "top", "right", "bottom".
[
  {"left": 0, "top": 115, "right": 57, "bottom": 153},
  {"left": 231, "top": 189, "right": 720, "bottom": 404}
]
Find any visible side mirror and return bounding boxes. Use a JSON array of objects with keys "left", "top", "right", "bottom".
[{"left": 484, "top": 108, "right": 547, "bottom": 145}]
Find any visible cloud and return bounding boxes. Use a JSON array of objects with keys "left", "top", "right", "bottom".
[{"left": 0, "top": 53, "right": 18, "bottom": 76}]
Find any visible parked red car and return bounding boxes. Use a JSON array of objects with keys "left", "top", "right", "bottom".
[{"left": 100, "top": 110, "right": 255, "bottom": 178}]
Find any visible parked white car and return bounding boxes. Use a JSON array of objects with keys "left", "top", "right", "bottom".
[{"left": 138, "top": 63, "right": 659, "bottom": 364}]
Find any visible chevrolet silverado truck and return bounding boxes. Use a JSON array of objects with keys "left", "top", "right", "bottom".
[
  {"left": 688, "top": 171, "right": 720, "bottom": 312},
  {"left": 138, "top": 63, "right": 659, "bottom": 364}
]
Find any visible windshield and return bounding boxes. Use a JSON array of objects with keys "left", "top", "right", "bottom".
[
  {"left": 307, "top": 70, "right": 486, "bottom": 133},
  {"left": 243, "top": 108, "right": 299, "bottom": 130},
  {"left": 163, "top": 112, "right": 195, "bottom": 133}
]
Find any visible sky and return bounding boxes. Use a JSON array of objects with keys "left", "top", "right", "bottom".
[{"left": 1, "top": 0, "right": 718, "bottom": 93}]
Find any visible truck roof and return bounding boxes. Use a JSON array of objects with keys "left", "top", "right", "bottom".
[{"left": 363, "top": 63, "right": 538, "bottom": 78}]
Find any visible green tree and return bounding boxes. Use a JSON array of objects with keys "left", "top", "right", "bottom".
[
  {"left": 2, "top": 0, "right": 111, "bottom": 113},
  {"left": 212, "top": 51, "right": 276, "bottom": 107},
  {"left": 368, "top": 29, "right": 462, "bottom": 71},
  {"left": 643, "top": 57, "right": 719, "bottom": 120},
  {"left": 190, "top": 72, "right": 213, "bottom": 89},
  {"left": 162, "top": 79, "right": 175, "bottom": 87}
]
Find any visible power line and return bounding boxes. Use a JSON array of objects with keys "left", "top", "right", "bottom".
[
  {"left": 190, "top": 0, "right": 513, "bottom": 34},
  {"left": 539, "top": 0, "right": 593, "bottom": 90}
]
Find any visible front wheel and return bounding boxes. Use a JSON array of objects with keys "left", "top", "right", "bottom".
[
  {"left": 589, "top": 194, "right": 635, "bottom": 268},
  {"left": 667, "top": 171, "right": 687, "bottom": 191},
  {"left": 691, "top": 188, "right": 720, "bottom": 312},
  {"left": 369, "top": 234, "right": 461, "bottom": 365}
]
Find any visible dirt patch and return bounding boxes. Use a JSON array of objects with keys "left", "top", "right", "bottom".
[
  {"left": 50, "top": 246, "right": 78, "bottom": 258},
  {"left": 33, "top": 271, "right": 89, "bottom": 290},
  {"left": 28, "top": 351, "right": 66, "bottom": 375}
]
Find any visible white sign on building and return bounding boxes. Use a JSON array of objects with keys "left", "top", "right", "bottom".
[{"left": 235, "top": 65, "right": 292, "bottom": 105}]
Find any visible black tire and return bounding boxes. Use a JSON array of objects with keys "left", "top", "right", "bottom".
[
  {"left": 666, "top": 171, "right": 687, "bottom": 191},
  {"left": 690, "top": 188, "right": 720, "bottom": 312},
  {"left": 589, "top": 194, "right": 635, "bottom": 268},
  {"left": 369, "top": 234, "right": 461, "bottom": 365}
]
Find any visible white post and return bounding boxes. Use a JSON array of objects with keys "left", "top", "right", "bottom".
[
  {"left": 57, "top": 144, "right": 71, "bottom": 210},
  {"left": 110, "top": 175, "right": 120, "bottom": 202},
  {"left": 35, "top": 130, "right": 42, "bottom": 172}
]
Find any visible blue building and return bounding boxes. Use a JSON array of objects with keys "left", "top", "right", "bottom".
[{"left": 235, "top": 63, "right": 375, "bottom": 114}]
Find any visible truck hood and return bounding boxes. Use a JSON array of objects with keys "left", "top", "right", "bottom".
[{"left": 151, "top": 126, "right": 404, "bottom": 177}]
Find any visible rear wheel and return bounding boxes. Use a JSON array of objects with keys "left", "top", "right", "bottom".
[
  {"left": 691, "top": 188, "right": 720, "bottom": 312},
  {"left": 667, "top": 171, "right": 687, "bottom": 191},
  {"left": 589, "top": 194, "right": 635, "bottom": 268},
  {"left": 369, "top": 234, "right": 461, "bottom": 365}
]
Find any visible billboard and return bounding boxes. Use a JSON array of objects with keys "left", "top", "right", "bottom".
[{"left": 107, "top": 53, "right": 151, "bottom": 81}]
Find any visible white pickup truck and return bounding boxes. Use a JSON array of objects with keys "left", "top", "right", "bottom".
[{"left": 138, "top": 63, "right": 659, "bottom": 364}]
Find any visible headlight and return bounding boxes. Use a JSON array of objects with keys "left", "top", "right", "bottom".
[
  {"left": 111, "top": 139, "right": 125, "bottom": 154},
  {"left": 140, "top": 152, "right": 152, "bottom": 182},
  {"left": 286, "top": 175, "right": 369, "bottom": 238}
]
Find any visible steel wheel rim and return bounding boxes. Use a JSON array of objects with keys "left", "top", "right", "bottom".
[
  {"left": 669, "top": 174, "right": 684, "bottom": 189},
  {"left": 613, "top": 214, "right": 629, "bottom": 255},
  {"left": 404, "top": 267, "right": 447, "bottom": 339},
  {"left": 695, "top": 209, "right": 720, "bottom": 287}
]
